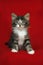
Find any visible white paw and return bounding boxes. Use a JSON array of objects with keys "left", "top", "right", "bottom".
[
  {"left": 28, "top": 50, "right": 35, "bottom": 54},
  {"left": 11, "top": 49, "right": 18, "bottom": 53}
]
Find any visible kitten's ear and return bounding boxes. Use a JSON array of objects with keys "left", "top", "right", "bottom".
[
  {"left": 24, "top": 13, "right": 30, "bottom": 21},
  {"left": 11, "top": 13, "right": 17, "bottom": 20}
]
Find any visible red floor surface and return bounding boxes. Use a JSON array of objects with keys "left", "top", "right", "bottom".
[{"left": 0, "top": 0, "right": 43, "bottom": 65}]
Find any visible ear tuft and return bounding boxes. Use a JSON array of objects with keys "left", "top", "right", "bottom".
[
  {"left": 24, "top": 13, "right": 30, "bottom": 21},
  {"left": 11, "top": 13, "right": 17, "bottom": 20}
]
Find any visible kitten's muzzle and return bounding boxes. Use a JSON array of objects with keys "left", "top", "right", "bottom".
[{"left": 18, "top": 25, "right": 24, "bottom": 30}]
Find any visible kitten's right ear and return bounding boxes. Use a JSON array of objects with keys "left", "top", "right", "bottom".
[
  {"left": 11, "top": 13, "right": 17, "bottom": 20},
  {"left": 24, "top": 13, "right": 30, "bottom": 21}
]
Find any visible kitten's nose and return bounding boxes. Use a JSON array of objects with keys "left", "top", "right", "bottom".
[
  {"left": 19, "top": 24, "right": 24, "bottom": 28},
  {"left": 19, "top": 24, "right": 21, "bottom": 27},
  {"left": 18, "top": 25, "right": 24, "bottom": 30}
]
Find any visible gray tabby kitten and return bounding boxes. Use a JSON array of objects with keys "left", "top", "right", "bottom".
[{"left": 6, "top": 13, "right": 35, "bottom": 54}]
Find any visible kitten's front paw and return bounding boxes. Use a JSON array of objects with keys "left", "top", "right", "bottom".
[
  {"left": 11, "top": 49, "right": 18, "bottom": 53},
  {"left": 28, "top": 50, "right": 35, "bottom": 55}
]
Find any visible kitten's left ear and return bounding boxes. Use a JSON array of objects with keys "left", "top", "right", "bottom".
[
  {"left": 11, "top": 13, "right": 17, "bottom": 20},
  {"left": 24, "top": 13, "right": 30, "bottom": 21}
]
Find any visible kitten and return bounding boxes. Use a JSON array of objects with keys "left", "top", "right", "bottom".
[{"left": 6, "top": 13, "right": 35, "bottom": 54}]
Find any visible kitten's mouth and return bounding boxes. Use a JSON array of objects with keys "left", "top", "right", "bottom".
[{"left": 18, "top": 27, "right": 24, "bottom": 30}]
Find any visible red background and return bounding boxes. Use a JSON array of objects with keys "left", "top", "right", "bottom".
[{"left": 0, "top": 0, "right": 43, "bottom": 65}]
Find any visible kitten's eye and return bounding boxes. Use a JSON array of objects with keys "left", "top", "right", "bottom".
[
  {"left": 16, "top": 24, "right": 19, "bottom": 27},
  {"left": 25, "top": 21, "right": 29, "bottom": 26},
  {"left": 12, "top": 22, "right": 16, "bottom": 27},
  {"left": 25, "top": 22, "right": 28, "bottom": 24}
]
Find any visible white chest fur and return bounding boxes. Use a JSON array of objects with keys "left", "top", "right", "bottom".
[{"left": 13, "top": 28, "right": 27, "bottom": 45}]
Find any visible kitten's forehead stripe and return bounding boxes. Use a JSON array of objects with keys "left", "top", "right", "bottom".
[
  {"left": 16, "top": 16, "right": 24, "bottom": 20},
  {"left": 18, "top": 19, "right": 22, "bottom": 23}
]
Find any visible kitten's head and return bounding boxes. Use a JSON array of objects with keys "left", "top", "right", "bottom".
[{"left": 11, "top": 13, "right": 30, "bottom": 30}]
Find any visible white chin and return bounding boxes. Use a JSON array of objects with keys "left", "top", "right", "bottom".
[
  {"left": 11, "top": 49, "right": 18, "bottom": 53},
  {"left": 28, "top": 50, "right": 35, "bottom": 54}
]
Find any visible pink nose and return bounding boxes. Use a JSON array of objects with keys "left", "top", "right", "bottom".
[{"left": 18, "top": 27, "right": 23, "bottom": 30}]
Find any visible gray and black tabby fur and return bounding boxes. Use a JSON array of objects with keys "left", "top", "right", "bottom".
[{"left": 6, "top": 13, "right": 35, "bottom": 54}]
